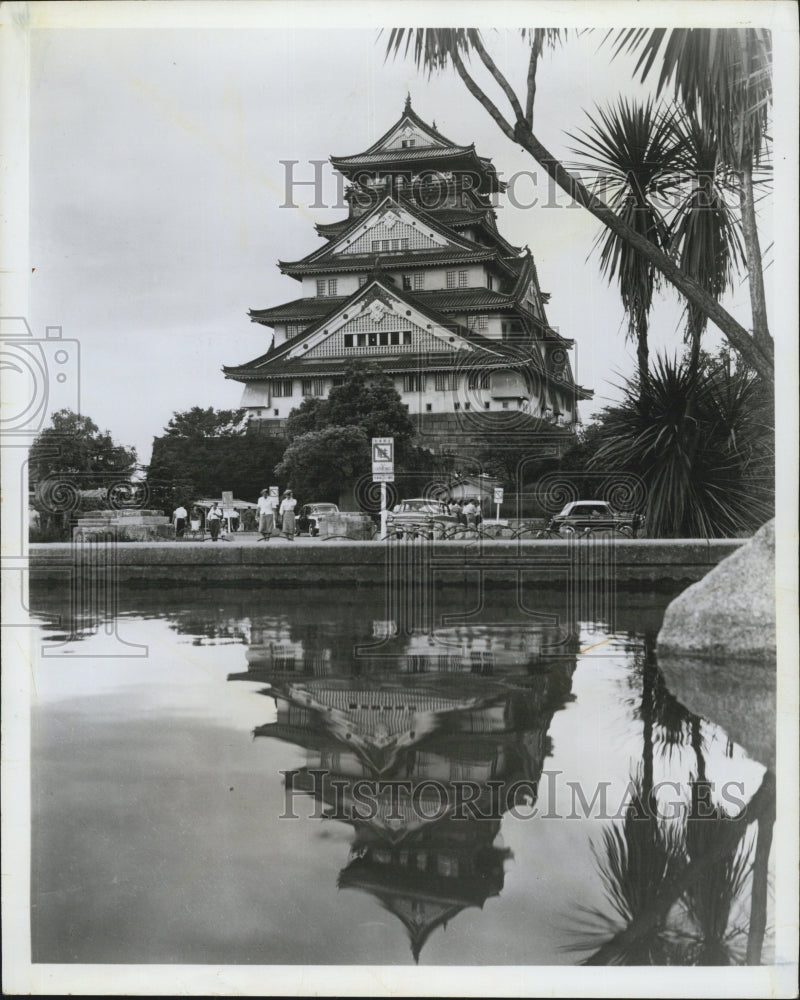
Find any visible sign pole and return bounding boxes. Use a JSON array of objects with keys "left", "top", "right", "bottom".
[
  {"left": 372, "top": 437, "right": 394, "bottom": 540},
  {"left": 496, "top": 499, "right": 500, "bottom": 522}
]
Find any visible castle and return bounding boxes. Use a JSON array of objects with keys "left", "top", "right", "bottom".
[{"left": 224, "top": 97, "right": 591, "bottom": 454}]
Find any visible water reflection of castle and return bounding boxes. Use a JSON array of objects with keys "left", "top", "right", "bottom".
[{"left": 229, "top": 616, "right": 578, "bottom": 962}]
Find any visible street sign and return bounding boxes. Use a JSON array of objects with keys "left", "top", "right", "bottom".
[
  {"left": 269, "top": 486, "right": 279, "bottom": 500},
  {"left": 493, "top": 487, "right": 504, "bottom": 504},
  {"left": 372, "top": 437, "right": 394, "bottom": 476},
  {"left": 373, "top": 438, "right": 395, "bottom": 539},
  {"left": 222, "top": 490, "right": 234, "bottom": 506}
]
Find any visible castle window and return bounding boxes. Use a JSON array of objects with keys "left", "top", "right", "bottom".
[
  {"left": 402, "top": 331, "right": 412, "bottom": 345},
  {"left": 273, "top": 409, "right": 279, "bottom": 416},
  {"left": 413, "top": 273, "right": 424, "bottom": 290},
  {"left": 390, "top": 331, "right": 400, "bottom": 345},
  {"left": 357, "top": 333, "right": 367, "bottom": 347},
  {"left": 401, "top": 138, "right": 416, "bottom": 148},
  {"left": 487, "top": 274, "right": 494, "bottom": 290},
  {"left": 476, "top": 314, "right": 488, "bottom": 329},
  {"left": 316, "top": 279, "right": 326, "bottom": 296},
  {"left": 403, "top": 374, "right": 426, "bottom": 392},
  {"left": 301, "top": 378, "right": 324, "bottom": 397},
  {"left": 458, "top": 270, "right": 468, "bottom": 288},
  {"left": 454, "top": 401, "right": 460, "bottom": 410},
  {"left": 468, "top": 372, "right": 491, "bottom": 390},
  {"left": 368, "top": 332, "right": 378, "bottom": 346},
  {"left": 371, "top": 240, "right": 380, "bottom": 252},
  {"left": 379, "top": 332, "right": 390, "bottom": 346},
  {"left": 446, "top": 271, "right": 456, "bottom": 289},
  {"left": 402, "top": 275, "right": 412, "bottom": 290},
  {"left": 358, "top": 275, "right": 368, "bottom": 287},
  {"left": 343, "top": 334, "right": 354, "bottom": 347},
  {"left": 426, "top": 403, "right": 432, "bottom": 411},
  {"left": 272, "top": 380, "right": 293, "bottom": 397},
  {"left": 434, "top": 373, "right": 453, "bottom": 391},
  {"left": 327, "top": 278, "right": 338, "bottom": 296}
]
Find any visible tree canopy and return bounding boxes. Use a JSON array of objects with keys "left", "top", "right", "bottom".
[
  {"left": 29, "top": 409, "right": 138, "bottom": 487},
  {"left": 148, "top": 407, "right": 286, "bottom": 512},
  {"left": 274, "top": 425, "right": 371, "bottom": 504},
  {"left": 161, "top": 406, "right": 247, "bottom": 438},
  {"left": 285, "top": 363, "right": 415, "bottom": 461}
]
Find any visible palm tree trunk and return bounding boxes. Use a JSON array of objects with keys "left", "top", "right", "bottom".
[
  {"left": 739, "top": 160, "right": 771, "bottom": 347},
  {"left": 506, "top": 117, "right": 775, "bottom": 383},
  {"left": 745, "top": 770, "right": 776, "bottom": 965},
  {"left": 637, "top": 330, "right": 649, "bottom": 388}
]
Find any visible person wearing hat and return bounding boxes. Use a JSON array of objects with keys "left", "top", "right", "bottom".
[
  {"left": 278, "top": 489, "right": 297, "bottom": 540},
  {"left": 256, "top": 488, "right": 277, "bottom": 541}
]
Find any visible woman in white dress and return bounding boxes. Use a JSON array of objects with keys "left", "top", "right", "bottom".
[{"left": 279, "top": 490, "right": 297, "bottom": 541}]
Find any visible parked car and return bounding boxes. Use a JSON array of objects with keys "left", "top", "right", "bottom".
[
  {"left": 547, "top": 500, "right": 645, "bottom": 537},
  {"left": 386, "top": 498, "right": 457, "bottom": 539},
  {"left": 296, "top": 502, "right": 339, "bottom": 536}
]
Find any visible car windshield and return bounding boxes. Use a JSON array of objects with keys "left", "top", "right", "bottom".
[
  {"left": 310, "top": 504, "right": 336, "bottom": 513},
  {"left": 398, "top": 501, "right": 441, "bottom": 513}
]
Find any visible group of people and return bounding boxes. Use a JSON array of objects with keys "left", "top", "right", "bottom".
[
  {"left": 172, "top": 504, "right": 205, "bottom": 539},
  {"left": 447, "top": 497, "right": 484, "bottom": 527},
  {"left": 256, "top": 489, "right": 297, "bottom": 541}
]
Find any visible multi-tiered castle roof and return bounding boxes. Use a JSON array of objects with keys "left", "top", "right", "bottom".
[{"left": 224, "top": 97, "right": 591, "bottom": 447}]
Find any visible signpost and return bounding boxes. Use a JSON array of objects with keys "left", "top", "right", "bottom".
[
  {"left": 269, "top": 486, "right": 279, "bottom": 501},
  {"left": 372, "top": 437, "right": 394, "bottom": 538},
  {"left": 494, "top": 486, "right": 504, "bottom": 522}
]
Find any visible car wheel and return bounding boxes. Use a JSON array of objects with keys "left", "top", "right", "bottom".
[{"left": 617, "top": 525, "right": 634, "bottom": 538}]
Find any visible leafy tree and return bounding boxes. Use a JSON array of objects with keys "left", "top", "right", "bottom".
[
  {"left": 274, "top": 426, "right": 370, "bottom": 504},
  {"left": 29, "top": 409, "right": 137, "bottom": 486},
  {"left": 162, "top": 406, "right": 246, "bottom": 438},
  {"left": 384, "top": 29, "right": 773, "bottom": 383},
  {"left": 286, "top": 363, "right": 416, "bottom": 462},
  {"left": 147, "top": 407, "right": 286, "bottom": 512}
]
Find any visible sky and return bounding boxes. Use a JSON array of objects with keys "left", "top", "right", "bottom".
[{"left": 16, "top": 4, "right": 786, "bottom": 465}]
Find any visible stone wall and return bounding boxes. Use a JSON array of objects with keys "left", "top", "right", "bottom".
[{"left": 31, "top": 538, "right": 745, "bottom": 589}]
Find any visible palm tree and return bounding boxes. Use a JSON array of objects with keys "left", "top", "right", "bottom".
[
  {"left": 590, "top": 354, "right": 773, "bottom": 538},
  {"left": 610, "top": 28, "right": 772, "bottom": 349},
  {"left": 383, "top": 29, "right": 774, "bottom": 382},
  {"left": 668, "top": 109, "right": 745, "bottom": 377},
  {"left": 568, "top": 99, "right": 680, "bottom": 388}
]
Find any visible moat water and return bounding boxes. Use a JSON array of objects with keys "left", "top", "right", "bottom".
[{"left": 29, "top": 585, "right": 773, "bottom": 966}]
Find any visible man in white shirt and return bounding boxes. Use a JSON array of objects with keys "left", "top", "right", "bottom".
[
  {"left": 256, "top": 489, "right": 277, "bottom": 541},
  {"left": 172, "top": 503, "right": 188, "bottom": 539},
  {"left": 207, "top": 503, "right": 223, "bottom": 542}
]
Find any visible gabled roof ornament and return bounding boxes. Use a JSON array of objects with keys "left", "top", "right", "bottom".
[{"left": 404, "top": 93, "right": 412, "bottom": 113}]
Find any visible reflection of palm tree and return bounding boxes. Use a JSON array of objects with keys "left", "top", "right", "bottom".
[
  {"left": 578, "top": 775, "right": 686, "bottom": 964},
  {"left": 682, "top": 780, "right": 752, "bottom": 965},
  {"left": 571, "top": 634, "right": 773, "bottom": 965}
]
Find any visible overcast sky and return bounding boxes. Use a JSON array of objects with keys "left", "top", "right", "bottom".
[{"left": 23, "top": 5, "right": 786, "bottom": 464}]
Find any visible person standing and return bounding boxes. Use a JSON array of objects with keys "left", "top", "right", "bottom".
[
  {"left": 207, "top": 502, "right": 223, "bottom": 542},
  {"left": 172, "top": 503, "right": 188, "bottom": 539},
  {"left": 463, "top": 498, "right": 477, "bottom": 528},
  {"left": 279, "top": 490, "right": 297, "bottom": 541},
  {"left": 190, "top": 505, "right": 202, "bottom": 536},
  {"left": 256, "top": 489, "right": 275, "bottom": 541}
]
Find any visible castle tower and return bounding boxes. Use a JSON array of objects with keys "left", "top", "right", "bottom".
[{"left": 224, "top": 98, "right": 591, "bottom": 451}]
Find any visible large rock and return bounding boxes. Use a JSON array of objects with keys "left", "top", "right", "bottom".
[{"left": 657, "top": 520, "right": 775, "bottom": 660}]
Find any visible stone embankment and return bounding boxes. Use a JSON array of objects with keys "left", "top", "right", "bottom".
[{"left": 30, "top": 538, "right": 745, "bottom": 589}]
